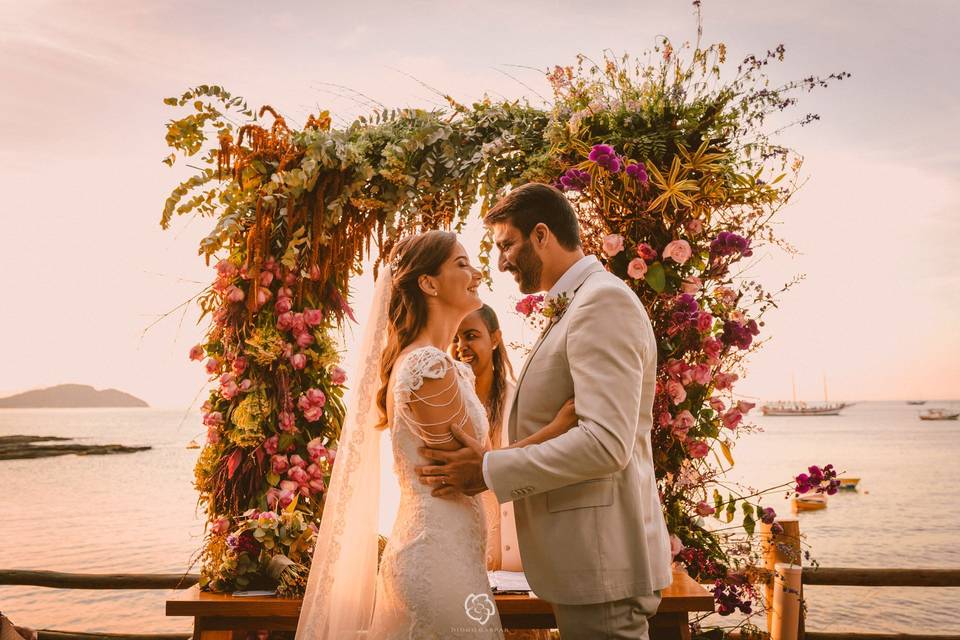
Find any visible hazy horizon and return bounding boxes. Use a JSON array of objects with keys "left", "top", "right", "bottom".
[{"left": 1, "top": 0, "right": 957, "bottom": 409}]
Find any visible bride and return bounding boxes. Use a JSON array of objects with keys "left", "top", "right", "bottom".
[{"left": 296, "top": 230, "right": 577, "bottom": 639}]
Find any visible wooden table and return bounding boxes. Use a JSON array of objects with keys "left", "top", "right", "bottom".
[{"left": 168, "top": 569, "right": 713, "bottom": 640}]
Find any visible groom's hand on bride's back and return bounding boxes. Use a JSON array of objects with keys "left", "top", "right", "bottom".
[{"left": 415, "top": 423, "right": 489, "bottom": 498}]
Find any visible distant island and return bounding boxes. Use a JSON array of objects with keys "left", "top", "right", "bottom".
[{"left": 0, "top": 384, "right": 149, "bottom": 408}]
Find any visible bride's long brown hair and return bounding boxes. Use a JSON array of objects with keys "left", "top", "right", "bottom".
[{"left": 375, "top": 230, "right": 458, "bottom": 429}]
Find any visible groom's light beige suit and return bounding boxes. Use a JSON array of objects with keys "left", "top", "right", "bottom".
[{"left": 484, "top": 256, "right": 672, "bottom": 637}]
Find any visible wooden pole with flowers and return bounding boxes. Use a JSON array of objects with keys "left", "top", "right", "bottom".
[{"left": 161, "top": 25, "right": 848, "bottom": 630}]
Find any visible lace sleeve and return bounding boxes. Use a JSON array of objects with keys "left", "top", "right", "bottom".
[{"left": 394, "top": 346, "right": 468, "bottom": 446}]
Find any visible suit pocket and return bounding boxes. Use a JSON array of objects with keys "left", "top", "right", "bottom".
[{"left": 546, "top": 477, "right": 614, "bottom": 513}]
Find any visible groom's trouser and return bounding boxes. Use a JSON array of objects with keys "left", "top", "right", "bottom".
[{"left": 551, "top": 591, "right": 661, "bottom": 640}]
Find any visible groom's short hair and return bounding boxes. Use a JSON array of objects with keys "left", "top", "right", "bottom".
[{"left": 483, "top": 183, "right": 581, "bottom": 250}]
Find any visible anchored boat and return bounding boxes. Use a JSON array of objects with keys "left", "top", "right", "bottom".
[{"left": 919, "top": 408, "right": 959, "bottom": 421}]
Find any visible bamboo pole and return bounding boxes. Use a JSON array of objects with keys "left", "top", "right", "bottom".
[
  {"left": 771, "top": 563, "right": 803, "bottom": 640},
  {"left": 0, "top": 570, "right": 199, "bottom": 590},
  {"left": 761, "top": 516, "right": 801, "bottom": 633}
]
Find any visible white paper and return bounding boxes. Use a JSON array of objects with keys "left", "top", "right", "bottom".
[{"left": 487, "top": 570, "right": 532, "bottom": 593}]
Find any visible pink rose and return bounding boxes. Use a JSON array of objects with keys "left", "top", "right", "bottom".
[
  {"left": 681, "top": 276, "right": 702, "bottom": 294},
  {"left": 665, "top": 359, "right": 686, "bottom": 380},
  {"left": 295, "top": 331, "right": 315, "bottom": 348},
  {"left": 658, "top": 411, "right": 674, "bottom": 427},
  {"left": 277, "top": 311, "right": 295, "bottom": 331},
  {"left": 278, "top": 410, "right": 296, "bottom": 432},
  {"left": 290, "top": 353, "right": 307, "bottom": 370},
  {"left": 672, "top": 410, "right": 695, "bottom": 440},
  {"left": 306, "top": 388, "right": 327, "bottom": 407},
  {"left": 714, "top": 372, "right": 739, "bottom": 390},
  {"left": 730, "top": 309, "right": 746, "bottom": 324},
  {"left": 666, "top": 380, "right": 687, "bottom": 405},
  {"left": 602, "top": 234, "right": 625, "bottom": 258},
  {"left": 687, "top": 440, "right": 710, "bottom": 458},
  {"left": 263, "top": 435, "right": 279, "bottom": 455},
  {"left": 259, "top": 270, "right": 274, "bottom": 287},
  {"left": 307, "top": 437, "right": 328, "bottom": 462},
  {"left": 627, "top": 258, "right": 648, "bottom": 279},
  {"left": 662, "top": 239, "right": 693, "bottom": 265},
  {"left": 283, "top": 271, "right": 297, "bottom": 286},
  {"left": 211, "top": 517, "right": 230, "bottom": 535},
  {"left": 289, "top": 454, "right": 307, "bottom": 468},
  {"left": 220, "top": 381, "right": 239, "bottom": 400},
  {"left": 279, "top": 286, "right": 294, "bottom": 299},
  {"left": 737, "top": 401, "right": 756, "bottom": 414},
  {"left": 685, "top": 218, "right": 704, "bottom": 235},
  {"left": 721, "top": 409, "right": 743, "bottom": 430},
  {"left": 709, "top": 397, "right": 726, "bottom": 412},
  {"left": 216, "top": 260, "right": 237, "bottom": 279},
  {"left": 303, "top": 406, "right": 323, "bottom": 422},
  {"left": 308, "top": 264, "right": 322, "bottom": 281},
  {"left": 189, "top": 344, "right": 205, "bottom": 361},
  {"left": 206, "top": 426, "right": 220, "bottom": 444},
  {"left": 330, "top": 366, "right": 347, "bottom": 386},
  {"left": 691, "top": 364, "right": 712, "bottom": 386},
  {"left": 275, "top": 297, "right": 293, "bottom": 314},
  {"left": 288, "top": 466, "right": 309, "bottom": 485},
  {"left": 203, "top": 411, "right": 224, "bottom": 427},
  {"left": 703, "top": 338, "right": 723, "bottom": 364},
  {"left": 326, "top": 448, "right": 336, "bottom": 465},
  {"left": 226, "top": 285, "right": 245, "bottom": 303},
  {"left": 304, "top": 309, "right": 324, "bottom": 326},
  {"left": 292, "top": 313, "right": 306, "bottom": 334},
  {"left": 636, "top": 243, "right": 658, "bottom": 261},
  {"left": 205, "top": 358, "right": 221, "bottom": 375},
  {"left": 271, "top": 455, "right": 290, "bottom": 474},
  {"left": 695, "top": 501, "right": 715, "bottom": 516},
  {"left": 255, "top": 287, "right": 272, "bottom": 308},
  {"left": 696, "top": 312, "right": 714, "bottom": 333},
  {"left": 232, "top": 356, "right": 248, "bottom": 375},
  {"left": 238, "top": 379, "right": 252, "bottom": 393}
]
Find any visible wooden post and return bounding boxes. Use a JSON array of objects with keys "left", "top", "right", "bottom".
[
  {"left": 771, "top": 563, "right": 802, "bottom": 640},
  {"left": 761, "top": 516, "right": 801, "bottom": 633}
]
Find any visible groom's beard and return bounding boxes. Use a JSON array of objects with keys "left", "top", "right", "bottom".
[{"left": 514, "top": 240, "right": 543, "bottom": 294}]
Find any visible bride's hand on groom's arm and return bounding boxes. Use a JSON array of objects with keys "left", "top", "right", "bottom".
[{"left": 415, "top": 423, "right": 489, "bottom": 498}]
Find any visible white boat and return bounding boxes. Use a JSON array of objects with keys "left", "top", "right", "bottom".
[
  {"left": 761, "top": 401, "right": 849, "bottom": 417},
  {"left": 919, "top": 408, "right": 959, "bottom": 421},
  {"left": 762, "top": 374, "right": 849, "bottom": 416}
]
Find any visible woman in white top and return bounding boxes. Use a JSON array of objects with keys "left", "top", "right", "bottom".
[{"left": 452, "top": 304, "right": 574, "bottom": 640}]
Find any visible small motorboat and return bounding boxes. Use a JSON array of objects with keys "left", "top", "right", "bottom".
[
  {"left": 186, "top": 439, "right": 201, "bottom": 449},
  {"left": 838, "top": 477, "right": 860, "bottom": 491},
  {"left": 906, "top": 400, "right": 926, "bottom": 405},
  {"left": 919, "top": 408, "right": 960, "bottom": 421},
  {"left": 792, "top": 494, "right": 828, "bottom": 512}
]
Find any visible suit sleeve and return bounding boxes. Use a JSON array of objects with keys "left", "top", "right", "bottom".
[{"left": 485, "top": 283, "right": 649, "bottom": 504}]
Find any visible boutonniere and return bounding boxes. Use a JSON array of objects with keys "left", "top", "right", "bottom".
[{"left": 542, "top": 291, "right": 571, "bottom": 324}]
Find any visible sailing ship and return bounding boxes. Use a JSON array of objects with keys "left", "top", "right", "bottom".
[{"left": 761, "top": 375, "right": 850, "bottom": 417}]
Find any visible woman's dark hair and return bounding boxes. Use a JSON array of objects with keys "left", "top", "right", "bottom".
[
  {"left": 483, "top": 182, "right": 581, "bottom": 250},
  {"left": 375, "top": 230, "right": 457, "bottom": 429},
  {"left": 475, "top": 304, "right": 515, "bottom": 432}
]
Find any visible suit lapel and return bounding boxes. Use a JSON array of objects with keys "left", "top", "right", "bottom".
[{"left": 509, "top": 262, "right": 604, "bottom": 440}]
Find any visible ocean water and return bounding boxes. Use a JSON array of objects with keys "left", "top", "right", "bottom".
[{"left": 1, "top": 402, "right": 958, "bottom": 634}]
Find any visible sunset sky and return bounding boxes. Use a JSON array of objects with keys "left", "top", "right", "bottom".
[{"left": 1, "top": 0, "right": 957, "bottom": 409}]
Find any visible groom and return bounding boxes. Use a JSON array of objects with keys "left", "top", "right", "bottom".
[{"left": 416, "top": 182, "right": 672, "bottom": 639}]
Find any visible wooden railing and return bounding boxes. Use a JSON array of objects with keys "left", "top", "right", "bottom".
[
  {"left": 4, "top": 563, "right": 960, "bottom": 640},
  {"left": 0, "top": 570, "right": 198, "bottom": 640},
  {"left": 760, "top": 519, "right": 960, "bottom": 640}
]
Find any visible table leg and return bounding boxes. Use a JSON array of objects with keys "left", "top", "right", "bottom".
[
  {"left": 193, "top": 617, "right": 233, "bottom": 640},
  {"left": 650, "top": 611, "right": 691, "bottom": 640}
]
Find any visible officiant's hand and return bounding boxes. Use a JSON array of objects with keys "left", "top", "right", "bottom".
[{"left": 416, "top": 423, "right": 488, "bottom": 498}]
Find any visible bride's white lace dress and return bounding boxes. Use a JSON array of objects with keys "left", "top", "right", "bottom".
[{"left": 368, "top": 345, "right": 504, "bottom": 639}]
